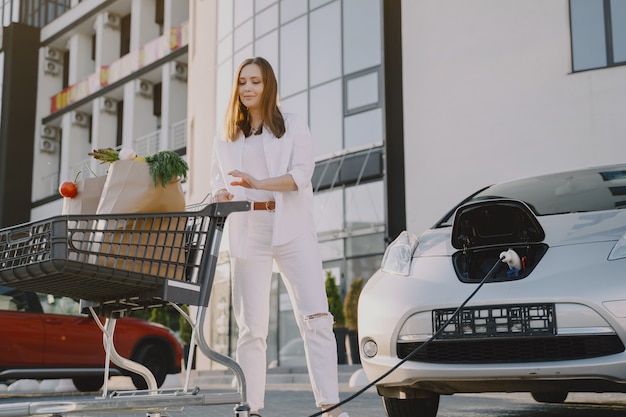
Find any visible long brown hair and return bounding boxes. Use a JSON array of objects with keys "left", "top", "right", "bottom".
[{"left": 223, "top": 57, "right": 286, "bottom": 141}]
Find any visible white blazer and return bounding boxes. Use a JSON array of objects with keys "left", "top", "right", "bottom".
[{"left": 211, "top": 113, "right": 317, "bottom": 258}]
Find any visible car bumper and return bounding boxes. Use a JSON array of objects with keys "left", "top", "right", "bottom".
[{"left": 358, "top": 242, "right": 626, "bottom": 394}]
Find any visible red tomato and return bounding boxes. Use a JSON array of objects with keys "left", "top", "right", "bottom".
[{"left": 59, "top": 181, "right": 78, "bottom": 198}]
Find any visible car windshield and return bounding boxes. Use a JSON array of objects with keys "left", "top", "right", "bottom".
[{"left": 439, "top": 164, "right": 626, "bottom": 227}]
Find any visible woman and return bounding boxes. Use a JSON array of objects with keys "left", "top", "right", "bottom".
[{"left": 211, "top": 57, "right": 347, "bottom": 417}]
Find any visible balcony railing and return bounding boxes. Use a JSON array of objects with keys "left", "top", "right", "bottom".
[
  {"left": 169, "top": 119, "right": 187, "bottom": 150},
  {"left": 134, "top": 131, "right": 161, "bottom": 156}
]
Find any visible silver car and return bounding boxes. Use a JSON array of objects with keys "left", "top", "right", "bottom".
[{"left": 358, "top": 164, "right": 626, "bottom": 417}]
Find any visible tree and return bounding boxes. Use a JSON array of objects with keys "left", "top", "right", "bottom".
[
  {"left": 149, "top": 306, "right": 170, "bottom": 327},
  {"left": 325, "top": 270, "right": 344, "bottom": 327},
  {"left": 179, "top": 304, "right": 193, "bottom": 346},
  {"left": 343, "top": 277, "right": 364, "bottom": 331}
]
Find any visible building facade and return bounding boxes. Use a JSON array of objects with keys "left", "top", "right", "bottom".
[{"left": 0, "top": 0, "right": 625, "bottom": 370}]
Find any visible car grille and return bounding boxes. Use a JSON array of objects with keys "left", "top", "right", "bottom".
[{"left": 397, "top": 334, "right": 625, "bottom": 363}]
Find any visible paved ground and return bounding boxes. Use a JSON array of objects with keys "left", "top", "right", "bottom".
[{"left": 0, "top": 365, "right": 375, "bottom": 417}]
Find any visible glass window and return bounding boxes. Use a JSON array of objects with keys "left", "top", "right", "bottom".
[
  {"left": 255, "top": 30, "right": 279, "bottom": 69},
  {"left": 440, "top": 164, "right": 626, "bottom": 226},
  {"left": 234, "top": 45, "right": 254, "bottom": 70},
  {"left": 217, "top": 0, "right": 234, "bottom": 40},
  {"left": 344, "top": 108, "right": 383, "bottom": 151},
  {"left": 280, "top": 91, "right": 308, "bottom": 122},
  {"left": 314, "top": 188, "right": 344, "bottom": 233},
  {"left": 217, "top": 33, "right": 233, "bottom": 64},
  {"left": 570, "top": 0, "right": 607, "bottom": 71},
  {"left": 345, "top": 181, "right": 385, "bottom": 228},
  {"left": 216, "top": 61, "right": 234, "bottom": 127},
  {"left": 310, "top": 80, "right": 342, "bottom": 158},
  {"left": 346, "top": 69, "right": 379, "bottom": 113},
  {"left": 255, "top": 4, "right": 278, "bottom": 38},
  {"left": 234, "top": 18, "right": 253, "bottom": 51},
  {"left": 319, "top": 239, "right": 344, "bottom": 262},
  {"left": 611, "top": 0, "right": 626, "bottom": 63},
  {"left": 234, "top": 0, "right": 253, "bottom": 27},
  {"left": 343, "top": 0, "right": 381, "bottom": 74},
  {"left": 280, "top": 0, "right": 307, "bottom": 23},
  {"left": 310, "top": 0, "right": 335, "bottom": 9},
  {"left": 279, "top": 16, "right": 308, "bottom": 97},
  {"left": 255, "top": 0, "right": 277, "bottom": 12},
  {"left": 346, "top": 255, "right": 382, "bottom": 284},
  {"left": 346, "top": 234, "right": 386, "bottom": 258},
  {"left": 310, "top": 1, "right": 341, "bottom": 86}
]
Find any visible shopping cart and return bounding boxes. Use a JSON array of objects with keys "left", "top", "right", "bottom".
[{"left": 0, "top": 201, "right": 250, "bottom": 417}]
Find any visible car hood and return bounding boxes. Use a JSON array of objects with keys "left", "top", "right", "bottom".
[{"left": 416, "top": 209, "right": 626, "bottom": 257}]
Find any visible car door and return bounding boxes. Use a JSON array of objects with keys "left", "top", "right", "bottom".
[
  {"left": 37, "top": 294, "right": 106, "bottom": 367},
  {"left": 0, "top": 287, "right": 45, "bottom": 368}
]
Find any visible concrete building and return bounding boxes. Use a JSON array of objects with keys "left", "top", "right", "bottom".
[{"left": 1, "top": 0, "right": 625, "bottom": 369}]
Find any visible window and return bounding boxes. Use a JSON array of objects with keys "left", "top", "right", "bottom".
[{"left": 570, "top": 0, "right": 626, "bottom": 71}]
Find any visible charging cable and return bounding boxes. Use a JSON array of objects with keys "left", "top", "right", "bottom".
[{"left": 308, "top": 250, "right": 517, "bottom": 417}]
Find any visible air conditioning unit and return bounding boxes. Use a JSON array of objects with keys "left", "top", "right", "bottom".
[
  {"left": 99, "top": 96, "right": 118, "bottom": 114},
  {"left": 40, "top": 125, "right": 60, "bottom": 140},
  {"left": 44, "top": 46, "right": 62, "bottom": 62},
  {"left": 134, "top": 79, "right": 153, "bottom": 98},
  {"left": 40, "top": 138, "right": 58, "bottom": 153},
  {"left": 170, "top": 61, "right": 188, "bottom": 82},
  {"left": 103, "top": 11, "right": 121, "bottom": 29},
  {"left": 71, "top": 111, "right": 90, "bottom": 128},
  {"left": 44, "top": 59, "right": 61, "bottom": 76}
]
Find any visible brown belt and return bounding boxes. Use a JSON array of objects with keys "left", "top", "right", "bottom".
[{"left": 252, "top": 201, "right": 275, "bottom": 211}]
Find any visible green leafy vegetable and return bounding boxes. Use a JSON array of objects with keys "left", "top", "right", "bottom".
[
  {"left": 88, "top": 148, "right": 189, "bottom": 187},
  {"left": 88, "top": 148, "right": 120, "bottom": 163},
  {"left": 145, "top": 150, "right": 189, "bottom": 187}
]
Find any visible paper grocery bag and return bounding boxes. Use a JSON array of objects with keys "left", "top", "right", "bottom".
[
  {"left": 96, "top": 160, "right": 185, "bottom": 214},
  {"left": 96, "top": 216, "right": 188, "bottom": 280},
  {"left": 95, "top": 160, "right": 187, "bottom": 280},
  {"left": 62, "top": 176, "right": 107, "bottom": 215}
]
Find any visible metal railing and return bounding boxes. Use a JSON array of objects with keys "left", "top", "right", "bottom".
[
  {"left": 134, "top": 131, "right": 161, "bottom": 156},
  {"left": 170, "top": 119, "right": 187, "bottom": 150}
]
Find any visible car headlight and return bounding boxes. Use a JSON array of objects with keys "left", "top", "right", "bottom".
[
  {"left": 608, "top": 232, "right": 626, "bottom": 260},
  {"left": 381, "top": 230, "right": 419, "bottom": 276}
]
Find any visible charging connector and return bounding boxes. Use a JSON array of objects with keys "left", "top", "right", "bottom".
[{"left": 500, "top": 249, "right": 522, "bottom": 277}]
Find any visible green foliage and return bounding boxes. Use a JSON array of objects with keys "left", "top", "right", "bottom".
[
  {"left": 325, "top": 271, "right": 345, "bottom": 328},
  {"left": 145, "top": 150, "right": 189, "bottom": 187},
  {"left": 149, "top": 306, "right": 170, "bottom": 327},
  {"left": 179, "top": 304, "right": 193, "bottom": 345},
  {"left": 343, "top": 277, "right": 364, "bottom": 331}
]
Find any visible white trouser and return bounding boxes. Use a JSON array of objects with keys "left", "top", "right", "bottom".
[{"left": 231, "top": 211, "right": 339, "bottom": 411}]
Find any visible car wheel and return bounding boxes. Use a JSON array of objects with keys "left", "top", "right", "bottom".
[
  {"left": 131, "top": 343, "right": 169, "bottom": 390},
  {"left": 531, "top": 391, "right": 568, "bottom": 403},
  {"left": 382, "top": 394, "right": 440, "bottom": 417},
  {"left": 72, "top": 376, "right": 104, "bottom": 392}
]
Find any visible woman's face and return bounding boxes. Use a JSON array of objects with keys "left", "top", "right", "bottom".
[{"left": 238, "top": 63, "right": 264, "bottom": 112}]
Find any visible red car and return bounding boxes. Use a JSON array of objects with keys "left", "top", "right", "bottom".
[{"left": 0, "top": 286, "right": 183, "bottom": 392}]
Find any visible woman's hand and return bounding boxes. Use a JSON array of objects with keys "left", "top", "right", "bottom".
[
  {"left": 229, "top": 170, "right": 259, "bottom": 189},
  {"left": 213, "top": 188, "right": 234, "bottom": 202},
  {"left": 228, "top": 170, "right": 298, "bottom": 192}
]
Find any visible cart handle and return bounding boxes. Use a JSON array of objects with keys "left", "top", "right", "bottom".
[{"left": 8, "top": 229, "right": 31, "bottom": 244}]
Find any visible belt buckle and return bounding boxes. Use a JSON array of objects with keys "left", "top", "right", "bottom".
[{"left": 266, "top": 201, "right": 275, "bottom": 212}]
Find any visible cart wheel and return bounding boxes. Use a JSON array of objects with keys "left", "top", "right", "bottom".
[
  {"left": 131, "top": 343, "right": 169, "bottom": 389},
  {"left": 72, "top": 375, "right": 104, "bottom": 392}
]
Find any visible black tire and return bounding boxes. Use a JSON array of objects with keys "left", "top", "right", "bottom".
[
  {"left": 531, "top": 391, "right": 568, "bottom": 403},
  {"left": 72, "top": 375, "right": 104, "bottom": 392},
  {"left": 382, "top": 394, "right": 440, "bottom": 417},
  {"left": 131, "top": 343, "right": 169, "bottom": 390}
]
